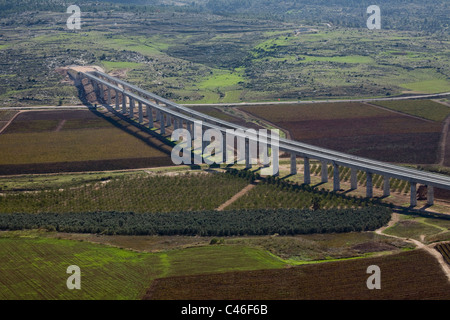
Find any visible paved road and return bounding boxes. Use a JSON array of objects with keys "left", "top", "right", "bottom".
[
  {"left": 1, "top": 92, "right": 449, "bottom": 110},
  {"left": 182, "top": 92, "right": 450, "bottom": 107}
]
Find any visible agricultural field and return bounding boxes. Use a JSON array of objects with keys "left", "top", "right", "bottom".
[
  {"left": 145, "top": 249, "right": 450, "bottom": 300},
  {"left": 1, "top": 167, "right": 450, "bottom": 300},
  {"left": 0, "top": 0, "right": 449, "bottom": 304},
  {"left": 383, "top": 213, "right": 450, "bottom": 244},
  {"left": 0, "top": 171, "right": 251, "bottom": 214},
  {"left": 372, "top": 100, "right": 450, "bottom": 122},
  {"left": 0, "top": 232, "right": 286, "bottom": 300},
  {"left": 435, "top": 243, "right": 450, "bottom": 265},
  {"left": 239, "top": 102, "right": 444, "bottom": 164},
  {"left": 0, "top": 109, "right": 173, "bottom": 174}
]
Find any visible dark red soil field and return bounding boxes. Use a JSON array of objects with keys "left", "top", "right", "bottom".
[
  {"left": 190, "top": 106, "right": 264, "bottom": 130},
  {"left": 0, "top": 157, "right": 173, "bottom": 175},
  {"left": 240, "top": 103, "right": 443, "bottom": 164},
  {"left": 144, "top": 249, "right": 450, "bottom": 300}
]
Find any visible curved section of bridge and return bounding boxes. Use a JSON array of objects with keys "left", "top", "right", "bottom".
[{"left": 69, "top": 67, "right": 450, "bottom": 207}]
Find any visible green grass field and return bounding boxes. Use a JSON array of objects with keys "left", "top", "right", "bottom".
[
  {"left": 372, "top": 100, "right": 450, "bottom": 122},
  {"left": 383, "top": 214, "right": 450, "bottom": 243},
  {"left": 400, "top": 80, "right": 450, "bottom": 94},
  {"left": 0, "top": 233, "right": 285, "bottom": 300}
]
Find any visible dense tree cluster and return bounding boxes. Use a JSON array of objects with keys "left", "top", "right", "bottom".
[{"left": 0, "top": 206, "right": 392, "bottom": 236}]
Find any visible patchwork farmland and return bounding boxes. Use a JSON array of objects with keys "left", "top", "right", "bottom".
[
  {"left": 0, "top": 109, "right": 173, "bottom": 175},
  {"left": 145, "top": 249, "right": 450, "bottom": 300},
  {"left": 239, "top": 101, "right": 446, "bottom": 164}
]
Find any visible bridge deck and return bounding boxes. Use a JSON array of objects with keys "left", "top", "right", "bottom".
[{"left": 73, "top": 69, "right": 450, "bottom": 192}]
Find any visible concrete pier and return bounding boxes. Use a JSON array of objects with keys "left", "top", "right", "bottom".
[
  {"left": 290, "top": 153, "right": 297, "bottom": 175},
  {"left": 333, "top": 162, "right": 340, "bottom": 191},
  {"left": 138, "top": 102, "right": 143, "bottom": 124},
  {"left": 115, "top": 90, "right": 120, "bottom": 110},
  {"left": 147, "top": 106, "right": 154, "bottom": 128},
  {"left": 160, "top": 113, "right": 165, "bottom": 135},
  {"left": 321, "top": 161, "right": 328, "bottom": 183},
  {"left": 383, "top": 176, "right": 390, "bottom": 197},
  {"left": 410, "top": 182, "right": 417, "bottom": 207},
  {"left": 129, "top": 98, "right": 134, "bottom": 117},
  {"left": 245, "top": 140, "right": 251, "bottom": 169},
  {"left": 366, "top": 172, "right": 373, "bottom": 198},
  {"left": 304, "top": 157, "right": 311, "bottom": 184},
  {"left": 427, "top": 186, "right": 434, "bottom": 206},
  {"left": 350, "top": 168, "right": 358, "bottom": 190},
  {"left": 122, "top": 94, "right": 127, "bottom": 114}
]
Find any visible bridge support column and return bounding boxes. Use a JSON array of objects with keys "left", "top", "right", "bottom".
[
  {"left": 166, "top": 115, "right": 171, "bottom": 127},
  {"left": 147, "top": 106, "right": 154, "bottom": 128},
  {"left": 187, "top": 122, "right": 193, "bottom": 137},
  {"left": 383, "top": 176, "right": 390, "bottom": 197},
  {"left": 366, "top": 173, "right": 373, "bottom": 198},
  {"left": 129, "top": 98, "right": 134, "bottom": 117},
  {"left": 427, "top": 186, "right": 434, "bottom": 206},
  {"left": 290, "top": 153, "right": 297, "bottom": 175},
  {"left": 138, "top": 102, "right": 143, "bottom": 124},
  {"left": 160, "top": 113, "right": 165, "bottom": 135},
  {"left": 115, "top": 90, "right": 120, "bottom": 110},
  {"left": 107, "top": 87, "right": 111, "bottom": 105},
  {"left": 92, "top": 82, "right": 98, "bottom": 102},
  {"left": 410, "top": 182, "right": 417, "bottom": 207},
  {"left": 304, "top": 157, "right": 310, "bottom": 184},
  {"left": 98, "top": 83, "right": 104, "bottom": 102},
  {"left": 350, "top": 168, "right": 358, "bottom": 189},
  {"left": 333, "top": 162, "right": 340, "bottom": 192},
  {"left": 122, "top": 94, "right": 127, "bottom": 114},
  {"left": 156, "top": 109, "right": 160, "bottom": 122},
  {"left": 245, "top": 139, "right": 251, "bottom": 169},
  {"left": 321, "top": 161, "right": 328, "bottom": 183}
]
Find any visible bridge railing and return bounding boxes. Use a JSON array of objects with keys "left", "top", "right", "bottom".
[{"left": 73, "top": 69, "right": 450, "bottom": 207}]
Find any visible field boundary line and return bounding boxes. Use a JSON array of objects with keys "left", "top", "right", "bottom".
[
  {"left": 216, "top": 182, "right": 258, "bottom": 211},
  {"left": 0, "top": 111, "right": 22, "bottom": 134},
  {"left": 54, "top": 119, "right": 67, "bottom": 132},
  {"left": 363, "top": 102, "right": 435, "bottom": 123}
]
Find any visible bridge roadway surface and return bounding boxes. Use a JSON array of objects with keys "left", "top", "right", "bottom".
[{"left": 80, "top": 70, "right": 450, "bottom": 193}]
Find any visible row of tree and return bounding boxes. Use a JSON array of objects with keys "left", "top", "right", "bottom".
[{"left": 0, "top": 206, "right": 392, "bottom": 236}]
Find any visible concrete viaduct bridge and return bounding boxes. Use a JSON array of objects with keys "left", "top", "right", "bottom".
[{"left": 69, "top": 67, "right": 450, "bottom": 208}]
